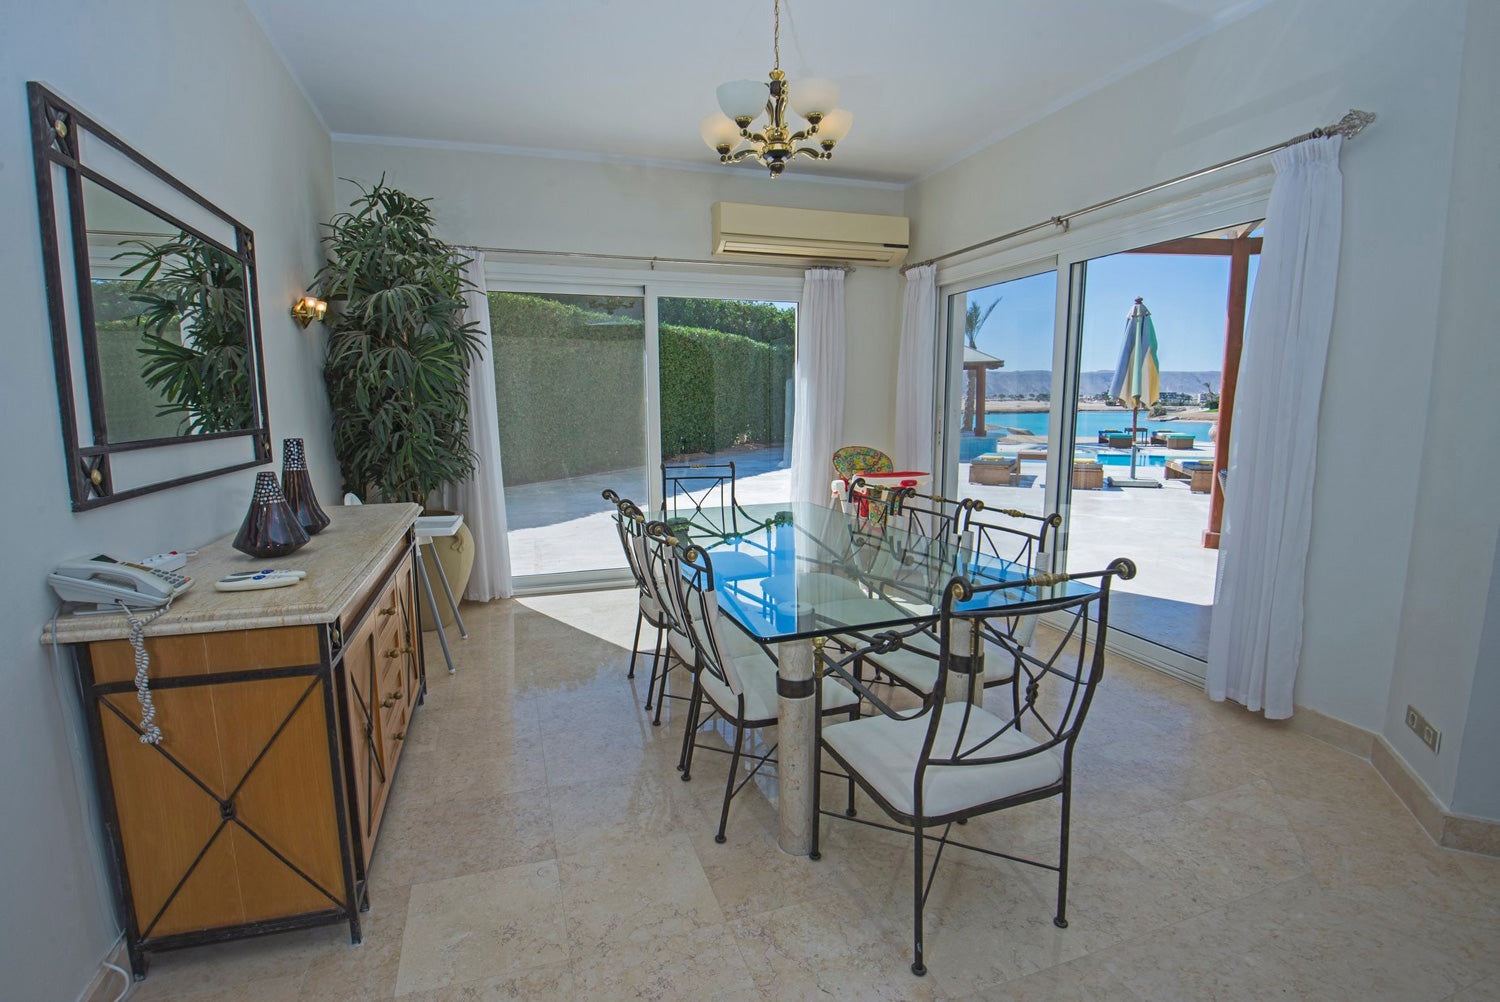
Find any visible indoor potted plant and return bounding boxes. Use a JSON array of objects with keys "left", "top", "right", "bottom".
[{"left": 313, "top": 177, "right": 482, "bottom": 625}]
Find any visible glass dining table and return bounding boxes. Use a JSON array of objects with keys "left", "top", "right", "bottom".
[{"left": 678, "top": 501, "right": 1097, "bottom": 856}]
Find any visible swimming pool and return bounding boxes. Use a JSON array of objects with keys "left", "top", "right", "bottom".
[{"left": 986, "top": 409, "right": 1213, "bottom": 441}]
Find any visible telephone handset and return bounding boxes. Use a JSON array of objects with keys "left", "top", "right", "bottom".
[{"left": 49, "top": 555, "right": 193, "bottom": 609}]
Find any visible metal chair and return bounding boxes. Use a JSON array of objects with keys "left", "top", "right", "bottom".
[
  {"left": 661, "top": 461, "right": 740, "bottom": 532},
  {"left": 603, "top": 489, "right": 665, "bottom": 683},
  {"left": 888, "top": 487, "right": 967, "bottom": 543},
  {"left": 811, "top": 558, "right": 1134, "bottom": 976},
  {"left": 858, "top": 502, "right": 1061, "bottom": 699},
  {"left": 664, "top": 534, "right": 861, "bottom": 844}
]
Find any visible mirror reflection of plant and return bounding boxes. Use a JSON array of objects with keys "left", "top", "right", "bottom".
[
  {"left": 315, "top": 178, "right": 483, "bottom": 505},
  {"left": 115, "top": 234, "right": 252, "bottom": 434}
]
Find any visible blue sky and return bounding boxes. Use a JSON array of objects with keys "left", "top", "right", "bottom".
[{"left": 964, "top": 251, "right": 1260, "bottom": 372}]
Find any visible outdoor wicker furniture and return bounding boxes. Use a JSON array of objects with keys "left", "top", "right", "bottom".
[
  {"left": 969, "top": 454, "right": 1020, "bottom": 486},
  {"left": 1152, "top": 431, "right": 1197, "bottom": 449},
  {"left": 1166, "top": 458, "right": 1214, "bottom": 493},
  {"left": 1074, "top": 459, "right": 1104, "bottom": 490}
]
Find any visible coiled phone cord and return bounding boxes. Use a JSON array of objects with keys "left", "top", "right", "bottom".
[{"left": 119, "top": 597, "right": 174, "bottom": 744}]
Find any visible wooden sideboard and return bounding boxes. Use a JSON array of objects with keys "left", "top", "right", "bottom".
[{"left": 44, "top": 503, "right": 425, "bottom": 980}]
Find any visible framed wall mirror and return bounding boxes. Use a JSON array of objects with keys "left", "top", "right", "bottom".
[{"left": 28, "top": 82, "right": 271, "bottom": 511}]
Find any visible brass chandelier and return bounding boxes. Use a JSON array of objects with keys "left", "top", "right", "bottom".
[{"left": 699, "top": 0, "right": 852, "bottom": 177}]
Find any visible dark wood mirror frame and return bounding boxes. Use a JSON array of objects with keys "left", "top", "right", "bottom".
[{"left": 28, "top": 82, "right": 272, "bottom": 511}]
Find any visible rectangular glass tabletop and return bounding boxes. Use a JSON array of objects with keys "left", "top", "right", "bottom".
[{"left": 675, "top": 502, "right": 1097, "bottom": 644}]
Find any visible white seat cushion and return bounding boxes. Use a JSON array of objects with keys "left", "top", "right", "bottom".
[
  {"left": 638, "top": 590, "right": 662, "bottom": 623},
  {"left": 823, "top": 707, "right": 1063, "bottom": 818},
  {"left": 700, "top": 647, "right": 859, "bottom": 723},
  {"left": 666, "top": 612, "right": 761, "bottom": 666}
]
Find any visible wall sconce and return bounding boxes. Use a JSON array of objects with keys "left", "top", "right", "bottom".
[{"left": 290, "top": 295, "right": 327, "bottom": 328}]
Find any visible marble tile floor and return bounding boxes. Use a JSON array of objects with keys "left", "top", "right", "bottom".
[{"left": 122, "top": 589, "right": 1500, "bottom": 1002}]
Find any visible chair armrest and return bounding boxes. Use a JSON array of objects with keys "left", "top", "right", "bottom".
[{"left": 813, "top": 620, "right": 936, "bottom": 723}]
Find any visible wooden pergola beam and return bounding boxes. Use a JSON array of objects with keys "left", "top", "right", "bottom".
[
  {"left": 1126, "top": 236, "right": 1263, "bottom": 257},
  {"left": 1204, "top": 237, "right": 1253, "bottom": 549}
]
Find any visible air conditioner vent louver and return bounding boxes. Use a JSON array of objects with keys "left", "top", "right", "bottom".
[{"left": 712, "top": 202, "right": 910, "bottom": 268}]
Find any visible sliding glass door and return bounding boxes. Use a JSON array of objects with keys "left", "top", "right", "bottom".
[
  {"left": 488, "top": 287, "right": 647, "bottom": 583},
  {"left": 657, "top": 296, "right": 796, "bottom": 508},
  {"left": 938, "top": 269, "right": 1060, "bottom": 517},
  {"left": 486, "top": 272, "right": 802, "bottom": 591},
  {"left": 937, "top": 219, "right": 1262, "bottom": 678}
]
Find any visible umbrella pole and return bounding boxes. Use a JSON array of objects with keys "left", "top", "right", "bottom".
[{"left": 1129, "top": 402, "right": 1139, "bottom": 478}]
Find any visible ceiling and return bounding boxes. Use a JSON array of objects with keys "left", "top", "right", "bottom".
[{"left": 245, "top": 0, "right": 1265, "bottom": 185}]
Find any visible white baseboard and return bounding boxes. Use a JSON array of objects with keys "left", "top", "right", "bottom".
[{"left": 1045, "top": 615, "right": 1500, "bottom": 858}]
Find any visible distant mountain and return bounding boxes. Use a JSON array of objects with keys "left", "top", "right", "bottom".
[{"left": 985, "top": 369, "right": 1221, "bottom": 397}]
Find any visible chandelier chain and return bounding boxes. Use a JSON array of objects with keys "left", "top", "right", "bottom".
[{"left": 773, "top": 0, "right": 781, "bottom": 71}]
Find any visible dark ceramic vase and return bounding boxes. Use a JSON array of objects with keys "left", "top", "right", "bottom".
[
  {"left": 233, "top": 472, "right": 310, "bottom": 558},
  {"left": 280, "top": 438, "right": 330, "bottom": 535}
]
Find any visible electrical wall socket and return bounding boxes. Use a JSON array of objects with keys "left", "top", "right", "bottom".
[{"left": 1405, "top": 705, "right": 1441, "bottom": 754}]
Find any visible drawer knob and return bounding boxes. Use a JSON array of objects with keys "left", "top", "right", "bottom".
[
  {"left": 386, "top": 689, "right": 404, "bottom": 702},
  {"left": 379, "top": 606, "right": 396, "bottom": 617},
  {"left": 385, "top": 645, "right": 414, "bottom": 658},
  {"left": 393, "top": 730, "right": 406, "bottom": 741}
]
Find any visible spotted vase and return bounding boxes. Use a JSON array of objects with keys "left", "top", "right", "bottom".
[
  {"left": 233, "top": 471, "right": 310, "bottom": 558},
  {"left": 280, "top": 438, "right": 331, "bottom": 535}
]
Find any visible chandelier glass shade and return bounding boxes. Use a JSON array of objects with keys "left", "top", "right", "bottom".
[{"left": 699, "top": 0, "right": 851, "bottom": 177}]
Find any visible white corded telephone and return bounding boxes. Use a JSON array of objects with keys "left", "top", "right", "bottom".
[
  {"left": 48, "top": 555, "right": 192, "bottom": 746},
  {"left": 48, "top": 555, "right": 193, "bottom": 609}
]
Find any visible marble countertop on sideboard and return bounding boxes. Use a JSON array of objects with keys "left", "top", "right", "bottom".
[{"left": 42, "top": 502, "right": 420, "bottom": 645}]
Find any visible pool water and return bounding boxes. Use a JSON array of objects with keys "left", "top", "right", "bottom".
[
  {"left": 1094, "top": 453, "right": 1166, "bottom": 466},
  {"left": 986, "top": 409, "right": 1213, "bottom": 441}
]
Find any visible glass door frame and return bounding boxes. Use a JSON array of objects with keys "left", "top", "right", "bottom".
[
  {"left": 485, "top": 260, "right": 802, "bottom": 594},
  {"left": 933, "top": 175, "right": 1273, "bottom": 673},
  {"left": 936, "top": 258, "right": 1071, "bottom": 562}
]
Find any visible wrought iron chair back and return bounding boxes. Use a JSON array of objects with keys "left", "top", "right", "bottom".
[
  {"left": 959, "top": 501, "right": 1061, "bottom": 570},
  {"left": 889, "top": 488, "right": 966, "bottom": 542},
  {"left": 922, "top": 571, "right": 1114, "bottom": 779},
  {"left": 661, "top": 461, "right": 741, "bottom": 534},
  {"left": 820, "top": 561, "right": 1129, "bottom": 782},
  {"left": 604, "top": 490, "right": 652, "bottom": 597},
  {"left": 664, "top": 540, "right": 747, "bottom": 698},
  {"left": 955, "top": 502, "right": 1063, "bottom": 674}
]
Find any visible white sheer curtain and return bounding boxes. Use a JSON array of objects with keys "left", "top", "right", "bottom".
[
  {"left": 893, "top": 264, "right": 938, "bottom": 471},
  {"left": 790, "top": 268, "right": 846, "bottom": 505},
  {"left": 1207, "top": 136, "right": 1344, "bottom": 717},
  {"left": 435, "top": 254, "right": 513, "bottom": 600}
]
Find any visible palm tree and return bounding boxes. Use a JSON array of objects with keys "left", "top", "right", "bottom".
[{"left": 962, "top": 298, "right": 999, "bottom": 433}]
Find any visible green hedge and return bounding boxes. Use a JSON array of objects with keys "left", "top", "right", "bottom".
[
  {"left": 95, "top": 318, "right": 185, "bottom": 442},
  {"left": 658, "top": 297, "right": 794, "bottom": 347},
  {"left": 489, "top": 293, "right": 790, "bottom": 486}
]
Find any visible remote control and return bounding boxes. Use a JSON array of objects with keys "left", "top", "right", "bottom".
[
  {"left": 215, "top": 570, "right": 305, "bottom": 592},
  {"left": 220, "top": 569, "right": 306, "bottom": 581}
]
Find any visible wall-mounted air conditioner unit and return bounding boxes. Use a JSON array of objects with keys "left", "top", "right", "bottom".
[{"left": 711, "top": 202, "right": 910, "bottom": 268}]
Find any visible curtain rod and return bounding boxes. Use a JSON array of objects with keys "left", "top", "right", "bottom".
[
  {"left": 900, "top": 109, "right": 1376, "bottom": 274},
  {"left": 454, "top": 244, "right": 852, "bottom": 274}
]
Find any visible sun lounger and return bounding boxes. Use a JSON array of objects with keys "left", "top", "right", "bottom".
[
  {"left": 1073, "top": 459, "right": 1104, "bottom": 490},
  {"left": 968, "top": 453, "right": 1020, "bottom": 486},
  {"left": 1166, "top": 458, "right": 1213, "bottom": 493}
]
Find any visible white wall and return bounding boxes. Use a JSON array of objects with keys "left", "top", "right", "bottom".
[
  {"left": 904, "top": 0, "right": 1472, "bottom": 752},
  {"left": 330, "top": 140, "right": 907, "bottom": 454},
  {"left": 0, "top": 2, "right": 335, "bottom": 999},
  {"left": 1452, "top": 531, "right": 1500, "bottom": 820},
  {"left": 1383, "top": 0, "right": 1500, "bottom": 807}
]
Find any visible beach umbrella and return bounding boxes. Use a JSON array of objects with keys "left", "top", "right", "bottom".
[{"left": 1108, "top": 297, "right": 1162, "bottom": 483}]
